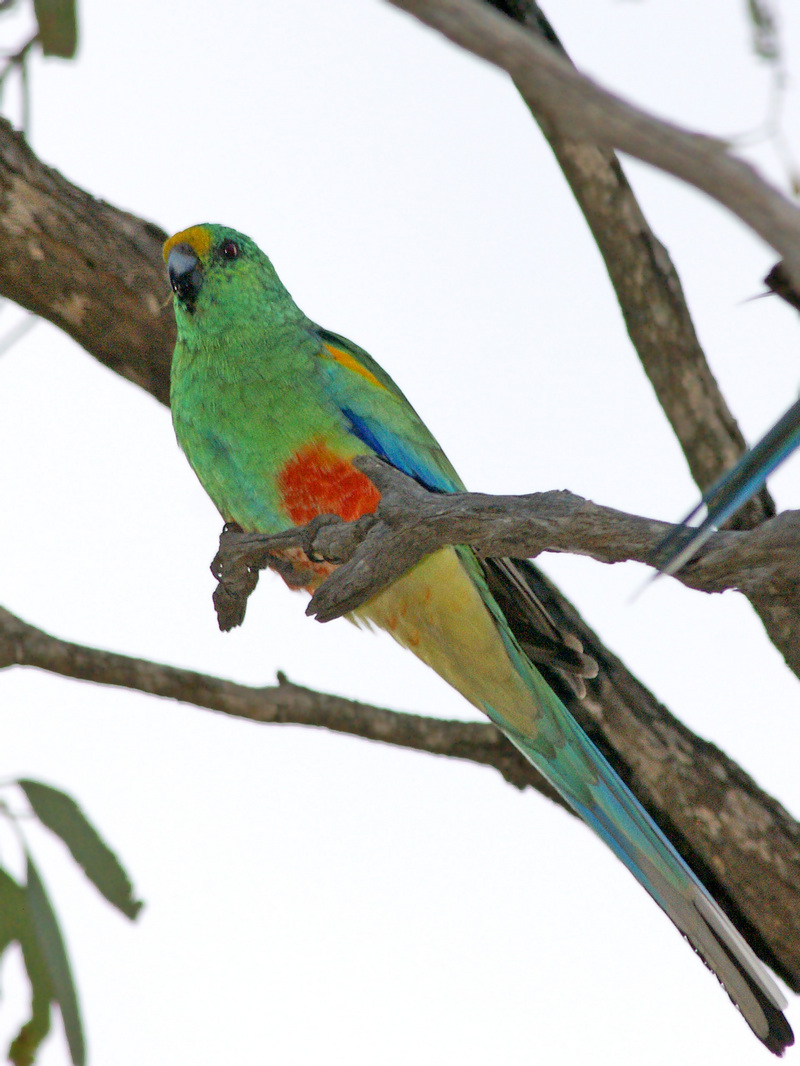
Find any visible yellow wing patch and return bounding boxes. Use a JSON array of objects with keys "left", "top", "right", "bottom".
[
  {"left": 163, "top": 225, "right": 212, "bottom": 263},
  {"left": 320, "top": 343, "right": 388, "bottom": 391}
]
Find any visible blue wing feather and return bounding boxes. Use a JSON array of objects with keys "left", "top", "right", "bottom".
[{"left": 311, "top": 326, "right": 462, "bottom": 493}]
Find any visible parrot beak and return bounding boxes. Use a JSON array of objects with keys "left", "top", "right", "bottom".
[{"left": 167, "top": 244, "right": 204, "bottom": 312}]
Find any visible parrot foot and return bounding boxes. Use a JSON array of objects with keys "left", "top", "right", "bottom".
[{"left": 210, "top": 516, "right": 365, "bottom": 631}]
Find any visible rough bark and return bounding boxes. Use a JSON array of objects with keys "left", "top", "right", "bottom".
[{"left": 0, "top": 120, "right": 173, "bottom": 403}]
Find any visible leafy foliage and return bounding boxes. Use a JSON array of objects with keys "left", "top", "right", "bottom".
[
  {"left": 0, "top": 779, "right": 141, "bottom": 1064},
  {"left": 0, "top": 867, "right": 52, "bottom": 1066},
  {"left": 19, "top": 780, "right": 143, "bottom": 919},
  {"left": 23, "top": 856, "right": 84, "bottom": 1066}
]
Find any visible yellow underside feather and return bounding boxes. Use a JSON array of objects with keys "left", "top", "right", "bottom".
[{"left": 357, "top": 547, "right": 539, "bottom": 738}]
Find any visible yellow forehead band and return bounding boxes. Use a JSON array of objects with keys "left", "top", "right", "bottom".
[{"left": 163, "top": 225, "right": 212, "bottom": 262}]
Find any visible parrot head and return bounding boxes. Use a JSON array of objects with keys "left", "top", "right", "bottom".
[{"left": 163, "top": 224, "right": 294, "bottom": 332}]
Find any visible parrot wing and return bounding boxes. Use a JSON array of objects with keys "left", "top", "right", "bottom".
[
  {"left": 312, "top": 326, "right": 463, "bottom": 493},
  {"left": 310, "top": 325, "right": 599, "bottom": 699}
]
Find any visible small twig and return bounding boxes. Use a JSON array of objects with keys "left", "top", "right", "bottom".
[
  {"left": 0, "top": 311, "right": 37, "bottom": 357},
  {"left": 18, "top": 37, "right": 29, "bottom": 137},
  {"left": 765, "top": 261, "right": 800, "bottom": 313},
  {"left": 0, "top": 33, "right": 37, "bottom": 93}
]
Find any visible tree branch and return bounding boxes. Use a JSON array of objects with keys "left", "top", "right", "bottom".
[
  {"left": 0, "top": 120, "right": 173, "bottom": 404},
  {"left": 489, "top": 1, "right": 773, "bottom": 527},
  {"left": 381, "top": 0, "right": 800, "bottom": 681},
  {"left": 211, "top": 458, "right": 800, "bottom": 674},
  {"left": 0, "top": 605, "right": 560, "bottom": 801},
  {"left": 2, "top": 592, "right": 799, "bottom": 988},
  {"left": 386, "top": 0, "right": 800, "bottom": 284}
]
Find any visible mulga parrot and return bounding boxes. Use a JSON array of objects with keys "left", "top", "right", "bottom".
[{"left": 164, "top": 223, "right": 793, "bottom": 1053}]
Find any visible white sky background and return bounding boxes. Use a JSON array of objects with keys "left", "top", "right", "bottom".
[{"left": 1, "top": 0, "right": 800, "bottom": 1062}]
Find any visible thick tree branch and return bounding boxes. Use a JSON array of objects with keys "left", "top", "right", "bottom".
[
  {"left": 0, "top": 120, "right": 173, "bottom": 403},
  {"left": 490, "top": 1, "right": 773, "bottom": 527}
]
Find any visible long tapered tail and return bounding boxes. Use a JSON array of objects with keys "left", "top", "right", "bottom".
[
  {"left": 362, "top": 545, "right": 793, "bottom": 1052},
  {"left": 490, "top": 688, "right": 793, "bottom": 1054}
]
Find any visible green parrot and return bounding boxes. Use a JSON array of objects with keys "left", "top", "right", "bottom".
[{"left": 164, "top": 223, "right": 792, "bottom": 1053}]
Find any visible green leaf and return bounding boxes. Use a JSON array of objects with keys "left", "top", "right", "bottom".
[
  {"left": 0, "top": 865, "right": 26, "bottom": 955},
  {"left": 19, "top": 779, "right": 143, "bottom": 919},
  {"left": 31, "top": 0, "right": 77, "bottom": 58},
  {"left": 8, "top": 942, "right": 52, "bottom": 1066},
  {"left": 25, "top": 855, "right": 84, "bottom": 1066},
  {"left": 8, "top": 1007, "right": 52, "bottom": 1066},
  {"left": 0, "top": 867, "right": 54, "bottom": 1066}
]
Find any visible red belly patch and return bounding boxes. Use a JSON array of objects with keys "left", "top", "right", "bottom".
[
  {"left": 270, "top": 544, "right": 336, "bottom": 591},
  {"left": 277, "top": 441, "right": 381, "bottom": 525}
]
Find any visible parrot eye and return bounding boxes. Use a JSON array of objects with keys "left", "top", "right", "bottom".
[{"left": 220, "top": 240, "right": 241, "bottom": 261}]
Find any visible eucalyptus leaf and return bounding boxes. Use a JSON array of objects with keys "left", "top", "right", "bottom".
[
  {"left": 8, "top": 946, "right": 52, "bottom": 1066},
  {"left": 0, "top": 867, "right": 54, "bottom": 1066},
  {"left": 25, "top": 855, "right": 84, "bottom": 1066},
  {"left": 0, "top": 865, "right": 25, "bottom": 954},
  {"left": 31, "top": 0, "right": 77, "bottom": 58},
  {"left": 20, "top": 778, "right": 143, "bottom": 919}
]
